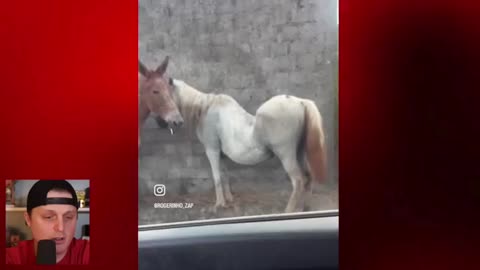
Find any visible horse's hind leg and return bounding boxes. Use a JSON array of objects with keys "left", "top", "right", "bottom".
[
  {"left": 275, "top": 148, "right": 308, "bottom": 213},
  {"left": 300, "top": 155, "right": 314, "bottom": 211},
  {"left": 205, "top": 149, "right": 228, "bottom": 210},
  {"left": 303, "top": 175, "right": 313, "bottom": 211}
]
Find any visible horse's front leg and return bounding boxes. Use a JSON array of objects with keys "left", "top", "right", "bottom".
[
  {"left": 220, "top": 162, "right": 234, "bottom": 203},
  {"left": 224, "top": 176, "right": 234, "bottom": 203},
  {"left": 205, "top": 149, "right": 227, "bottom": 211}
]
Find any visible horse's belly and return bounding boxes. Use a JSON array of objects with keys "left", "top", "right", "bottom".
[{"left": 222, "top": 145, "right": 273, "bottom": 165}]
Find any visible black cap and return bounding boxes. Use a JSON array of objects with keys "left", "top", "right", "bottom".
[{"left": 27, "top": 180, "right": 79, "bottom": 213}]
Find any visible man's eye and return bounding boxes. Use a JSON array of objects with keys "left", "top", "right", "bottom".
[
  {"left": 153, "top": 90, "right": 160, "bottom": 94},
  {"left": 65, "top": 216, "right": 74, "bottom": 220},
  {"left": 43, "top": 216, "right": 54, "bottom": 220}
]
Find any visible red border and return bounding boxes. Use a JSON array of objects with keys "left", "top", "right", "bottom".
[
  {"left": 0, "top": 1, "right": 137, "bottom": 268},
  {"left": 1, "top": 0, "right": 479, "bottom": 269},
  {"left": 340, "top": 0, "right": 480, "bottom": 269}
]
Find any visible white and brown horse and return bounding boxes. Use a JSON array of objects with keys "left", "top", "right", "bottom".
[
  {"left": 159, "top": 69, "right": 327, "bottom": 212},
  {"left": 138, "top": 56, "right": 183, "bottom": 148}
]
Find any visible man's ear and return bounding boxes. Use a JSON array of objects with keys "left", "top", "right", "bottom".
[{"left": 24, "top": 212, "right": 31, "bottom": 227}]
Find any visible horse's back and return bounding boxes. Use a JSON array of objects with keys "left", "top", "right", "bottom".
[
  {"left": 256, "top": 95, "right": 305, "bottom": 115},
  {"left": 254, "top": 95, "right": 306, "bottom": 147}
]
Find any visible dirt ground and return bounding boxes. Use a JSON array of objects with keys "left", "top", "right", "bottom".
[{"left": 139, "top": 179, "right": 338, "bottom": 225}]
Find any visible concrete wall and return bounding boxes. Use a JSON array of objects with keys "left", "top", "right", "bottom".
[{"left": 139, "top": 0, "right": 338, "bottom": 220}]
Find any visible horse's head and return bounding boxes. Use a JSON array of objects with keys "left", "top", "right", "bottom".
[{"left": 139, "top": 56, "right": 184, "bottom": 134}]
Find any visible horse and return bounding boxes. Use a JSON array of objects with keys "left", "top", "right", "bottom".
[
  {"left": 154, "top": 67, "right": 327, "bottom": 213},
  {"left": 138, "top": 56, "right": 184, "bottom": 148}
]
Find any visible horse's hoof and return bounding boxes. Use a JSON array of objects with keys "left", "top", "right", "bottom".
[
  {"left": 284, "top": 205, "right": 298, "bottom": 213},
  {"left": 232, "top": 204, "right": 241, "bottom": 215},
  {"left": 225, "top": 194, "right": 234, "bottom": 203},
  {"left": 213, "top": 202, "right": 228, "bottom": 213}
]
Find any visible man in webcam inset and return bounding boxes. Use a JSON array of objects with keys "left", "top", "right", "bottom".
[{"left": 6, "top": 180, "right": 89, "bottom": 264}]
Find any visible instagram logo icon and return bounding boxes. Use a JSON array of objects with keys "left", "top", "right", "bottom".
[{"left": 153, "top": 184, "right": 166, "bottom": 196}]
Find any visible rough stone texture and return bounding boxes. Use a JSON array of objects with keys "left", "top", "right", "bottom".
[{"left": 139, "top": 0, "right": 338, "bottom": 224}]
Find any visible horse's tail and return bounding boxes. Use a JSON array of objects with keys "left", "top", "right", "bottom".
[{"left": 302, "top": 100, "right": 327, "bottom": 183}]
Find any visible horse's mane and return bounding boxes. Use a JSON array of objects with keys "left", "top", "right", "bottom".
[{"left": 173, "top": 80, "right": 228, "bottom": 134}]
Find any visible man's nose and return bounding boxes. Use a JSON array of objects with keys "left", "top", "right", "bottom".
[{"left": 54, "top": 218, "right": 64, "bottom": 232}]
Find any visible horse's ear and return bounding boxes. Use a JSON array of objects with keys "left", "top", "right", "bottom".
[
  {"left": 139, "top": 60, "right": 151, "bottom": 78},
  {"left": 155, "top": 56, "right": 169, "bottom": 75}
]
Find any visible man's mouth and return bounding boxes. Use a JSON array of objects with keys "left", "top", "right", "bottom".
[{"left": 52, "top": 237, "right": 66, "bottom": 244}]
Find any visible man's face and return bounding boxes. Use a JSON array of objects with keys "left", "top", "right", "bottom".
[{"left": 25, "top": 190, "right": 77, "bottom": 256}]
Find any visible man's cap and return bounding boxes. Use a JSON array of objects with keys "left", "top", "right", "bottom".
[{"left": 27, "top": 180, "right": 79, "bottom": 212}]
